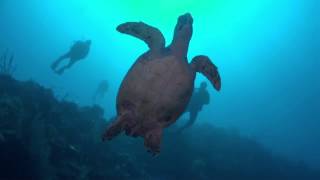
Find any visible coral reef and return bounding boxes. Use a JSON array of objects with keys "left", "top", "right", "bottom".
[
  {"left": 0, "top": 50, "right": 16, "bottom": 76},
  {"left": 0, "top": 75, "right": 319, "bottom": 180}
]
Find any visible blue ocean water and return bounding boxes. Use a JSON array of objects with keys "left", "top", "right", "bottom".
[{"left": 0, "top": 0, "right": 319, "bottom": 179}]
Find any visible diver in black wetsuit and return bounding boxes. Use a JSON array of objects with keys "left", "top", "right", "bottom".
[
  {"left": 51, "top": 40, "right": 91, "bottom": 75},
  {"left": 93, "top": 80, "right": 109, "bottom": 104},
  {"left": 179, "top": 81, "right": 210, "bottom": 131}
]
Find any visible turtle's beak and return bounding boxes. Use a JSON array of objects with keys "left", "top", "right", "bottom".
[{"left": 177, "top": 13, "right": 193, "bottom": 27}]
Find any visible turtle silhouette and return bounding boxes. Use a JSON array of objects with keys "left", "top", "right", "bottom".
[{"left": 102, "top": 13, "right": 221, "bottom": 154}]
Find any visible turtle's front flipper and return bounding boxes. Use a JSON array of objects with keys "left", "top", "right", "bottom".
[
  {"left": 191, "top": 55, "right": 221, "bottom": 91},
  {"left": 117, "top": 22, "right": 165, "bottom": 54}
]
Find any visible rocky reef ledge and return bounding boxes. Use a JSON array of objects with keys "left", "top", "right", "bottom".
[{"left": 0, "top": 75, "right": 319, "bottom": 180}]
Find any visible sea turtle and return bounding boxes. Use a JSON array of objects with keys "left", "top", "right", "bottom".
[{"left": 102, "top": 13, "right": 221, "bottom": 154}]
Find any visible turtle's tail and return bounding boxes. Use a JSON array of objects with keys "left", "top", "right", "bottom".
[{"left": 191, "top": 55, "right": 221, "bottom": 91}]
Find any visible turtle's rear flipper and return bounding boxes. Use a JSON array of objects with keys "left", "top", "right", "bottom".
[
  {"left": 117, "top": 22, "right": 165, "bottom": 53},
  {"left": 102, "top": 113, "right": 136, "bottom": 141},
  {"left": 102, "top": 118, "right": 123, "bottom": 141},
  {"left": 144, "top": 127, "right": 163, "bottom": 155},
  {"left": 191, "top": 55, "right": 221, "bottom": 91}
]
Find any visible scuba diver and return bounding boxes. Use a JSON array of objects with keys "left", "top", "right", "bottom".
[
  {"left": 93, "top": 80, "right": 109, "bottom": 104},
  {"left": 179, "top": 81, "right": 210, "bottom": 132},
  {"left": 51, "top": 40, "right": 91, "bottom": 75}
]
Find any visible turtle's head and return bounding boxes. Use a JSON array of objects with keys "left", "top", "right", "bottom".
[
  {"left": 174, "top": 13, "right": 193, "bottom": 42},
  {"left": 175, "top": 13, "right": 193, "bottom": 33},
  {"left": 171, "top": 13, "right": 193, "bottom": 58}
]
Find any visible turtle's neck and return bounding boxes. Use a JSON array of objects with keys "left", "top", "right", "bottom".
[
  {"left": 170, "top": 21, "right": 193, "bottom": 58},
  {"left": 170, "top": 40, "right": 191, "bottom": 58},
  {"left": 169, "top": 13, "right": 193, "bottom": 58}
]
